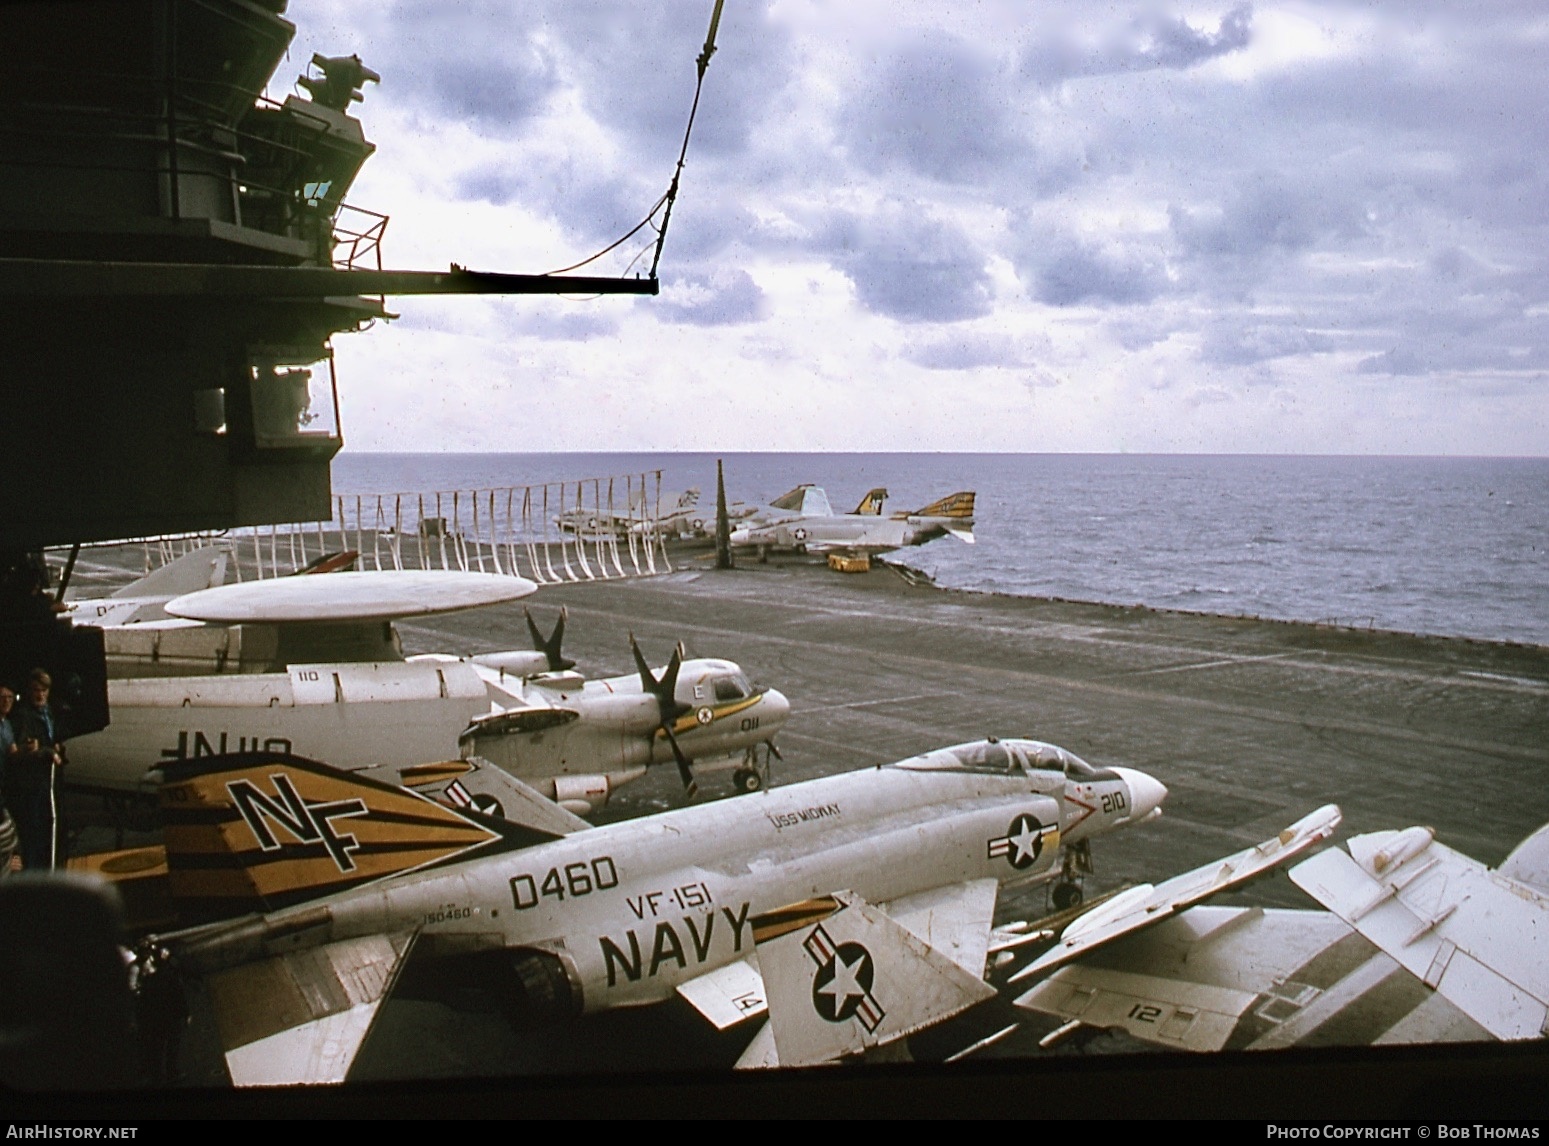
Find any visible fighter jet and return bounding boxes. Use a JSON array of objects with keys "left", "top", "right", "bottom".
[
  {"left": 135, "top": 737, "right": 1167, "bottom": 1085},
  {"left": 1011, "top": 811, "right": 1549, "bottom": 1052},
  {"left": 66, "top": 574, "right": 787, "bottom": 812},
  {"left": 730, "top": 485, "right": 976, "bottom": 556}
]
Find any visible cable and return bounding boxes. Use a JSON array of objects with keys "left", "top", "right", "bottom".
[
  {"left": 648, "top": 0, "right": 724, "bottom": 280},
  {"left": 542, "top": 189, "right": 670, "bottom": 276},
  {"left": 541, "top": 0, "right": 724, "bottom": 282}
]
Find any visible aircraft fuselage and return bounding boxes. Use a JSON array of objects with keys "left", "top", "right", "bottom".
[{"left": 167, "top": 740, "right": 1161, "bottom": 1016}]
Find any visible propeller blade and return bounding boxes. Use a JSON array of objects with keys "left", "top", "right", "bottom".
[
  {"left": 526, "top": 607, "right": 576, "bottom": 672},
  {"left": 661, "top": 722, "right": 699, "bottom": 799},
  {"left": 659, "top": 645, "right": 685, "bottom": 713},
  {"left": 629, "top": 632, "right": 656, "bottom": 692}
]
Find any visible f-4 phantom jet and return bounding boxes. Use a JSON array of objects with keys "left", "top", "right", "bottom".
[
  {"left": 730, "top": 485, "right": 976, "bottom": 556},
  {"left": 136, "top": 737, "right": 1166, "bottom": 1085}
]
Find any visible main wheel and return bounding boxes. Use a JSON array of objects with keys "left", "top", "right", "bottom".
[
  {"left": 1052, "top": 882, "right": 1083, "bottom": 911},
  {"left": 733, "top": 767, "right": 763, "bottom": 793}
]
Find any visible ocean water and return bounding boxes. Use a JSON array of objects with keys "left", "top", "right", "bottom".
[{"left": 333, "top": 453, "right": 1549, "bottom": 648}]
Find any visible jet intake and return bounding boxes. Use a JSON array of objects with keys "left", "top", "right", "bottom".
[{"left": 503, "top": 949, "right": 583, "bottom": 1024}]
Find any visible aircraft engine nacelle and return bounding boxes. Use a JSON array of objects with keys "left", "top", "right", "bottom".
[
  {"left": 549, "top": 774, "right": 614, "bottom": 816},
  {"left": 471, "top": 651, "right": 552, "bottom": 679}
]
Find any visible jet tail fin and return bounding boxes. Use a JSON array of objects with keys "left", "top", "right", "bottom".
[
  {"left": 851, "top": 488, "right": 888, "bottom": 515},
  {"left": 739, "top": 890, "right": 995, "bottom": 1068},
  {"left": 160, "top": 752, "right": 553, "bottom": 923},
  {"left": 905, "top": 491, "right": 976, "bottom": 520},
  {"left": 109, "top": 545, "right": 228, "bottom": 599}
]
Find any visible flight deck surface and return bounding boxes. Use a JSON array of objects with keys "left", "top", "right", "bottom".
[
  {"left": 58, "top": 548, "right": 1549, "bottom": 1082},
  {"left": 348, "top": 554, "right": 1549, "bottom": 1080}
]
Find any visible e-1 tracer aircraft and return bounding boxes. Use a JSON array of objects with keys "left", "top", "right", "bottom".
[
  {"left": 66, "top": 573, "right": 788, "bottom": 813},
  {"left": 136, "top": 737, "right": 1166, "bottom": 1085},
  {"left": 729, "top": 485, "right": 977, "bottom": 556},
  {"left": 455, "top": 618, "right": 790, "bottom": 806}
]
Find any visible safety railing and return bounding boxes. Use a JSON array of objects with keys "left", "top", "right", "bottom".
[{"left": 138, "top": 471, "right": 674, "bottom": 585}]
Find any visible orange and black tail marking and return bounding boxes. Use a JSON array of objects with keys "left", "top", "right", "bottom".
[
  {"left": 160, "top": 752, "right": 552, "bottom": 923},
  {"left": 909, "top": 491, "right": 976, "bottom": 519}
]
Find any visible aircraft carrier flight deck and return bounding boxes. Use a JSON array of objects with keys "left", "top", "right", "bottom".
[{"left": 311, "top": 551, "right": 1549, "bottom": 1080}]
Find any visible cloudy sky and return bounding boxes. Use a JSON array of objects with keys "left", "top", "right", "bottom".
[{"left": 281, "top": 2, "right": 1549, "bottom": 455}]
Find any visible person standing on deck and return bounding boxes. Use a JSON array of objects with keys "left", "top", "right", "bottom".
[
  {"left": 0, "top": 685, "right": 18, "bottom": 874},
  {"left": 8, "top": 670, "right": 63, "bottom": 870}
]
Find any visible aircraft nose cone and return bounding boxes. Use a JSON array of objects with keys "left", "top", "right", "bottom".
[
  {"left": 729, "top": 529, "right": 750, "bottom": 545},
  {"left": 1114, "top": 767, "right": 1168, "bottom": 821},
  {"left": 763, "top": 687, "right": 791, "bottom": 728}
]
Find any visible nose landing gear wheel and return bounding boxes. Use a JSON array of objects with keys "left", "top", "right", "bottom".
[{"left": 733, "top": 767, "right": 763, "bottom": 794}]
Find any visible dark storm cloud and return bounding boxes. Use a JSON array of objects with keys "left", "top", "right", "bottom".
[
  {"left": 1019, "top": 236, "right": 1168, "bottom": 307},
  {"left": 820, "top": 207, "right": 994, "bottom": 324},
  {"left": 650, "top": 268, "right": 767, "bottom": 326},
  {"left": 1020, "top": 4, "right": 1252, "bottom": 86},
  {"left": 843, "top": 34, "right": 1021, "bottom": 184}
]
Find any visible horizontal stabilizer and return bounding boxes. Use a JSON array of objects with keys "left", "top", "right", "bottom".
[
  {"left": 210, "top": 929, "right": 416, "bottom": 1086},
  {"left": 1012, "top": 804, "right": 1342, "bottom": 984},
  {"left": 746, "top": 890, "right": 996, "bottom": 1068},
  {"left": 1291, "top": 828, "right": 1549, "bottom": 1040},
  {"left": 945, "top": 527, "right": 975, "bottom": 544}
]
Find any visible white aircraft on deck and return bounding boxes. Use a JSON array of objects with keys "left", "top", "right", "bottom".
[
  {"left": 1010, "top": 811, "right": 1549, "bottom": 1053},
  {"left": 137, "top": 736, "right": 1167, "bottom": 1084},
  {"left": 66, "top": 573, "right": 789, "bottom": 813},
  {"left": 63, "top": 545, "right": 232, "bottom": 627},
  {"left": 730, "top": 485, "right": 976, "bottom": 556}
]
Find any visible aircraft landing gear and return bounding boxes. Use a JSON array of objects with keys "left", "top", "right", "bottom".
[
  {"left": 1052, "top": 839, "right": 1093, "bottom": 912},
  {"left": 732, "top": 742, "right": 773, "bottom": 794},
  {"left": 1052, "top": 882, "right": 1083, "bottom": 911}
]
